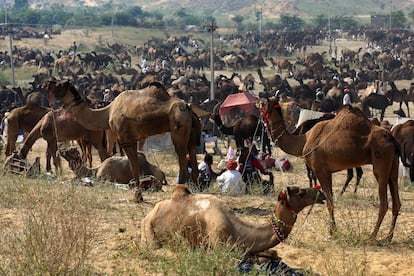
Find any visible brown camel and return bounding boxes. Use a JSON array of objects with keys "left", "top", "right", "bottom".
[
  {"left": 60, "top": 147, "right": 166, "bottom": 189},
  {"left": 211, "top": 108, "right": 271, "bottom": 155},
  {"left": 5, "top": 102, "right": 50, "bottom": 156},
  {"left": 45, "top": 80, "right": 201, "bottom": 202},
  {"left": 261, "top": 98, "right": 401, "bottom": 241},
  {"left": 141, "top": 184, "right": 326, "bottom": 256},
  {"left": 275, "top": 58, "right": 293, "bottom": 75},
  {"left": 391, "top": 120, "right": 414, "bottom": 181},
  {"left": 294, "top": 113, "right": 363, "bottom": 195},
  {"left": 18, "top": 108, "right": 110, "bottom": 173}
]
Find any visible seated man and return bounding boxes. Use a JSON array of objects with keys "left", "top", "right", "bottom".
[
  {"left": 197, "top": 153, "right": 222, "bottom": 191},
  {"left": 237, "top": 146, "right": 272, "bottom": 195}
]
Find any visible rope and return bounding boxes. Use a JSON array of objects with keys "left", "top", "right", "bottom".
[{"left": 48, "top": 92, "right": 62, "bottom": 161}]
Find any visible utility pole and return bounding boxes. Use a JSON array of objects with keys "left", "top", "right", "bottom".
[
  {"left": 8, "top": 24, "right": 15, "bottom": 87},
  {"left": 389, "top": 0, "right": 392, "bottom": 29},
  {"left": 204, "top": 20, "right": 218, "bottom": 100},
  {"left": 111, "top": 0, "right": 115, "bottom": 37},
  {"left": 256, "top": 4, "right": 263, "bottom": 38}
]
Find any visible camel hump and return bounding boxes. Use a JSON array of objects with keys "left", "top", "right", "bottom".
[
  {"left": 145, "top": 82, "right": 170, "bottom": 101},
  {"left": 171, "top": 184, "right": 192, "bottom": 200}
]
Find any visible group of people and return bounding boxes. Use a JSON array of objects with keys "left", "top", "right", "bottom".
[{"left": 195, "top": 146, "right": 273, "bottom": 196}]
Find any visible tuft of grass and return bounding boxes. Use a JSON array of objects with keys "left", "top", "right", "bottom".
[
  {"left": 134, "top": 235, "right": 246, "bottom": 275},
  {"left": 0, "top": 176, "right": 101, "bottom": 275}
]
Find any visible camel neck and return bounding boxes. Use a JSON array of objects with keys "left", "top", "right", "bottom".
[
  {"left": 266, "top": 114, "right": 306, "bottom": 157},
  {"left": 68, "top": 102, "right": 111, "bottom": 131}
]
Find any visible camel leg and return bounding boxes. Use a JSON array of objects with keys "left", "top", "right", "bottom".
[
  {"left": 141, "top": 204, "right": 161, "bottom": 248},
  {"left": 385, "top": 158, "right": 401, "bottom": 242},
  {"left": 120, "top": 142, "right": 143, "bottom": 202},
  {"left": 46, "top": 148, "right": 52, "bottom": 172},
  {"left": 341, "top": 168, "right": 354, "bottom": 195},
  {"left": 5, "top": 133, "right": 18, "bottom": 156},
  {"left": 404, "top": 102, "right": 410, "bottom": 118},
  {"left": 49, "top": 143, "right": 61, "bottom": 174},
  {"left": 370, "top": 172, "right": 389, "bottom": 240},
  {"left": 354, "top": 167, "right": 363, "bottom": 193},
  {"left": 306, "top": 165, "right": 315, "bottom": 188},
  {"left": 316, "top": 171, "right": 336, "bottom": 235}
]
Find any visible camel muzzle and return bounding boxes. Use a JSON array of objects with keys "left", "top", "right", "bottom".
[{"left": 314, "top": 189, "right": 327, "bottom": 204}]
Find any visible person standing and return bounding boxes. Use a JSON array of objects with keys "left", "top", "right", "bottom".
[{"left": 343, "top": 88, "right": 352, "bottom": 105}]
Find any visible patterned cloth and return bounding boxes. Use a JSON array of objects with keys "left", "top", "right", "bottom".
[{"left": 280, "top": 102, "right": 302, "bottom": 133}]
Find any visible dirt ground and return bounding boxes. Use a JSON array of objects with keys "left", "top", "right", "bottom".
[{"left": 1, "top": 28, "right": 414, "bottom": 275}]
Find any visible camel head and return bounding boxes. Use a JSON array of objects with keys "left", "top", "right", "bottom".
[
  {"left": 45, "top": 79, "right": 83, "bottom": 107},
  {"left": 60, "top": 147, "right": 82, "bottom": 170},
  {"left": 276, "top": 186, "right": 326, "bottom": 214}
]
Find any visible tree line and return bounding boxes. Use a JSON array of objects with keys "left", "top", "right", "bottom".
[{"left": 0, "top": 0, "right": 413, "bottom": 32}]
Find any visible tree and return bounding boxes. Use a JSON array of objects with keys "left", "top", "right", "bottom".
[
  {"left": 313, "top": 14, "right": 328, "bottom": 29},
  {"left": 391, "top": 10, "right": 407, "bottom": 28},
  {"left": 409, "top": 9, "right": 414, "bottom": 23},
  {"left": 231, "top": 15, "right": 244, "bottom": 32},
  {"left": 279, "top": 14, "right": 304, "bottom": 31},
  {"left": 13, "top": 0, "right": 29, "bottom": 11}
]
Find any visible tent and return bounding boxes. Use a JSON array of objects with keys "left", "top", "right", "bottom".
[{"left": 219, "top": 92, "right": 258, "bottom": 126}]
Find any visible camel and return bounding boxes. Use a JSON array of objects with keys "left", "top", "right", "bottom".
[
  {"left": 391, "top": 120, "right": 414, "bottom": 181},
  {"left": 141, "top": 184, "right": 326, "bottom": 256},
  {"left": 60, "top": 147, "right": 166, "bottom": 189},
  {"left": 257, "top": 68, "right": 282, "bottom": 92},
  {"left": 211, "top": 111, "right": 271, "bottom": 155},
  {"left": 341, "top": 47, "right": 362, "bottom": 63},
  {"left": 275, "top": 58, "right": 293, "bottom": 75},
  {"left": 5, "top": 102, "right": 50, "bottom": 156},
  {"left": 294, "top": 113, "right": 363, "bottom": 195},
  {"left": 385, "top": 81, "right": 410, "bottom": 118},
  {"left": 18, "top": 108, "right": 110, "bottom": 173},
  {"left": 261, "top": 98, "right": 401, "bottom": 241},
  {"left": 361, "top": 93, "right": 392, "bottom": 121},
  {"left": 45, "top": 80, "right": 201, "bottom": 202}
]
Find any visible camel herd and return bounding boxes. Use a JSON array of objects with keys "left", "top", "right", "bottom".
[{"left": 4, "top": 27, "right": 414, "bottom": 270}]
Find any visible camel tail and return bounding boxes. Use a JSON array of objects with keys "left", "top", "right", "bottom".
[{"left": 390, "top": 133, "right": 408, "bottom": 167}]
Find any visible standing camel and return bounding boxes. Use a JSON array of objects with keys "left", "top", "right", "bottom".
[
  {"left": 5, "top": 102, "right": 50, "bottom": 156},
  {"left": 261, "top": 98, "right": 401, "bottom": 241},
  {"left": 18, "top": 108, "right": 110, "bottom": 173},
  {"left": 45, "top": 80, "right": 201, "bottom": 202},
  {"left": 211, "top": 110, "right": 271, "bottom": 155},
  {"left": 294, "top": 113, "right": 363, "bottom": 195}
]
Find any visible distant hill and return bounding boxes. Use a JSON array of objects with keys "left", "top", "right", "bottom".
[{"left": 26, "top": 0, "right": 414, "bottom": 19}]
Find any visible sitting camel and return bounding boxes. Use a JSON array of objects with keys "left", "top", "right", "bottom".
[
  {"left": 60, "top": 147, "right": 166, "bottom": 189},
  {"left": 261, "top": 98, "right": 401, "bottom": 241},
  {"left": 141, "top": 185, "right": 325, "bottom": 256},
  {"left": 18, "top": 108, "right": 110, "bottom": 173},
  {"left": 46, "top": 80, "right": 200, "bottom": 202}
]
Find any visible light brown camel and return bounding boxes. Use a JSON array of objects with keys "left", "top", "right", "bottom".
[
  {"left": 275, "top": 58, "right": 293, "bottom": 75},
  {"left": 141, "top": 184, "right": 325, "bottom": 255},
  {"left": 45, "top": 80, "right": 201, "bottom": 202},
  {"left": 18, "top": 108, "right": 110, "bottom": 173},
  {"left": 60, "top": 147, "right": 166, "bottom": 189},
  {"left": 5, "top": 102, "right": 50, "bottom": 156},
  {"left": 260, "top": 98, "right": 401, "bottom": 241}
]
